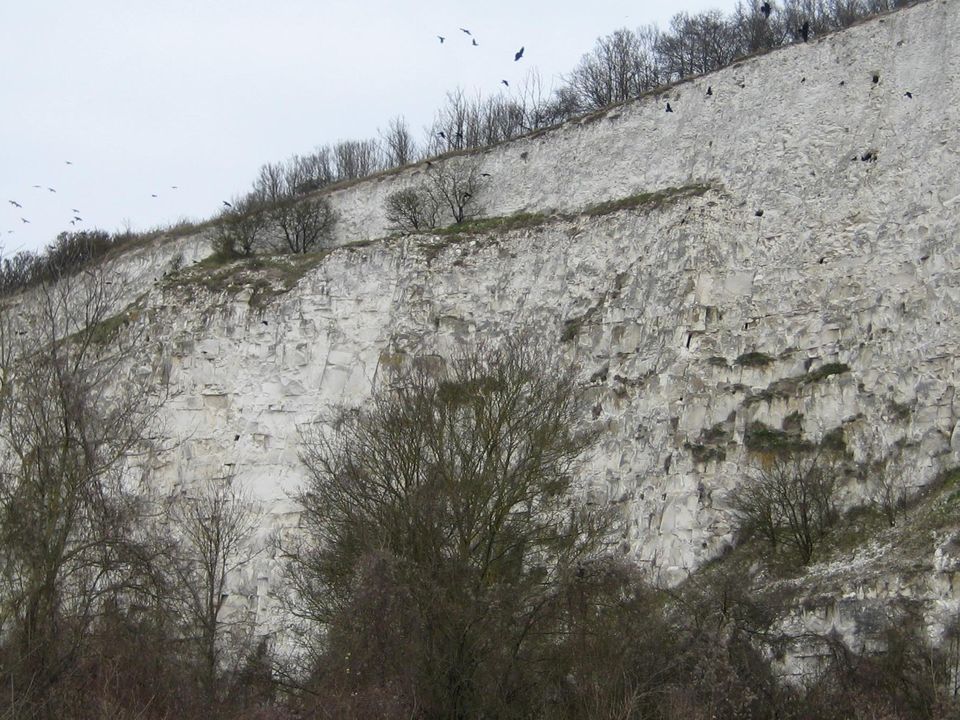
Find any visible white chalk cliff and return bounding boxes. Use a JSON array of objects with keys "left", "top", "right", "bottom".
[{"left": 84, "top": 0, "right": 960, "bottom": 641}]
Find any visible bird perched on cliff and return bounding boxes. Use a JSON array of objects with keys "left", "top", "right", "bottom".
[
  {"left": 706, "top": 86, "right": 712, "bottom": 96},
  {"left": 904, "top": 91, "right": 913, "bottom": 98},
  {"left": 800, "top": 20, "right": 810, "bottom": 41},
  {"left": 760, "top": 1, "right": 772, "bottom": 18},
  {"left": 514, "top": 46, "right": 524, "bottom": 61},
  {"left": 666, "top": 102, "right": 674, "bottom": 112}
]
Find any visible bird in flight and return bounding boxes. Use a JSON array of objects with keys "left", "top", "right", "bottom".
[
  {"left": 760, "top": 2, "right": 771, "bottom": 18},
  {"left": 71, "top": 208, "right": 80, "bottom": 213},
  {"left": 47, "top": 187, "right": 56, "bottom": 193},
  {"left": 65, "top": 160, "right": 73, "bottom": 165},
  {"left": 32, "top": 185, "right": 41, "bottom": 189},
  {"left": 472, "top": 38, "right": 478, "bottom": 46},
  {"left": 904, "top": 91, "right": 913, "bottom": 98},
  {"left": 151, "top": 194, "right": 159, "bottom": 198},
  {"left": 514, "top": 46, "right": 524, "bottom": 61},
  {"left": 437, "top": 35, "right": 445, "bottom": 43},
  {"left": 460, "top": 28, "right": 471, "bottom": 35},
  {"left": 7, "top": 200, "right": 21, "bottom": 208},
  {"left": 20, "top": 218, "right": 30, "bottom": 224},
  {"left": 501, "top": 79, "right": 509, "bottom": 87},
  {"left": 171, "top": 185, "right": 178, "bottom": 189},
  {"left": 438, "top": 131, "right": 447, "bottom": 140},
  {"left": 222, "top": 201, "right": 232, "bottom": 208},
  {"left": 73, "top": 216, "right": 82, "bottom": 221}
]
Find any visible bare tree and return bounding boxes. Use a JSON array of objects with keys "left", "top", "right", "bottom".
[
  {"left": 732, "top": 449, "right": 841, "bottom": 564},
  {"left": 253, "top": 161, "right": 338, "bottom": 254},
  {"left": 213, "top": 194, "right": 269, "bottom": 258},
  {"left": 384, "top": 187, "right": 440, "bottom": 234},
  {"left": 380, "top": 116, "right": 418, "bottom": 167},
  {"left": 166, "top": 474, "right": 260, "bottom": 712},
  {"left": 332, "top": 139, "right": 384, "bottom": 181},
  {"left": 0, "top": 265, "right": 166, "bottom": 717},
  {"left": 425, "top": 156, "right": 487, "bottom": 224},
  {"left": 285, "top": 335, "right": 611, "bottom": 717},
  {"left": 565, "top": 27, "right": 662, "bottom": 111}
]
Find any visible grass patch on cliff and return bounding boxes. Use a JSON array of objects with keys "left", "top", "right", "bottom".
[
  {"left": 166, "top": 252, "right": 328, "bottom": 309},
  {"left": 735, "top": 351, "right": 775, "bottom": 368},
  {"left": 582, "top": 183, "right": 711, "bottom": 218},
  {"left": 744, "top": 362, "right": 851, "bottom": 407},
  {"left": 432, "top": 211, "right": 553, "bottom": 238}
]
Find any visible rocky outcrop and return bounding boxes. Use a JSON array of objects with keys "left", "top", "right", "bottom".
[{"left": 64, "top": 0, "right": 960, "bottom": 643}]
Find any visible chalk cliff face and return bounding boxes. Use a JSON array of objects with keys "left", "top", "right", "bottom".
[{"left": 97, "top": 0, "right": 960, "bottom": 632}]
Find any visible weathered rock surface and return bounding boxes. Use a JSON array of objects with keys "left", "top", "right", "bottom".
[{"left": 59, "top": 0, "right": 960, "bottom": 640}]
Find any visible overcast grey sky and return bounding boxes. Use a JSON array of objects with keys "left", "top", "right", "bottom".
[{"left": 1, "top": 0, "right": 726, "bottom": 256}]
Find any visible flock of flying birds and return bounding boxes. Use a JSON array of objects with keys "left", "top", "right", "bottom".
[
  {"left": 4, "top": 27, "right": 525, "bottom": 241},
  {"left": 436, "top": 26, "right": 525, "bottom": 89},
  {"left": 3, "top": 10, "right": 894, "bottom": 243},
  {"left": 3, "top": 160, "right": 188, "bottom": 239}
]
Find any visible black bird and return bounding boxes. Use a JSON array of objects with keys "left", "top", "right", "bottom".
[
  {"left": 222, "top": 200, "right": 232, "bottom": 208},
  {"left": 73, "top": 216, "right": 82, "bottom": 221},
  {"left": 800, "top": 20, "right": 810, "bottom": 42},
  {"left": 47, "top": 187, "right": 56, "bottom": 193},
  {"left": 472, "top": 38, "right": 478, "bottom": 46},
  {"left": 463, "top": 192, "right": 472, "bottom": 199},
  {"left": 706, "top": 86, "right": 712, "bottom": 96},
  {"left": 514, "top": 46, "right": 524, "bottom": 61},
  {"left": 501, "top": 79, "right": 509, "bottom": 87},
  {"left": 20, "top": 218, "right": 29, "bottom": 224},
  {"left": 481, "top": 173, "right": 492, "bottom": 177},
  {"left": 151, "top": 193, "right": 158, "bottom": 198},
  {"left": 760, "top": 1, "right": 771, "bottom": 17},
  {"left": 65, "top": 160, "right": 73, "bottom": 165},
  {"left": 801, "top": 77, "right": 806, "bottom": 83},
  {"left": 69, "top": 220, "right": 76, "bottom": 226},
  {"left": 71, "top": 208, "right": 80, "bottom": 213},
  {"left": 666, "top": 102, "right": 673, "bottom": 112},
  {"left": 904, "top": 91, "right": 913, "bottom": 98},
  {"left": 460, "top": 27, "right": 471, "bottom": 35},
  {"left": 7, "top": 200, "right": 21, "bottom": 208},
  {"left": 171, "top": 185, "right": 178, "bottom": 189},
  {"left": 32, "top": 185, "right": 41, "bottom": 189},
  {"left": 437, "top": 35, "right": 445, "bottom": 43},
  {"left": 438, "top": 131, "right": 447, "bottom": 139}
]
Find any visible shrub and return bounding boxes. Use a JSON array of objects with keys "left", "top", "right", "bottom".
[{"left": 384, "top": 187, "right": 440, "bottom": 234}]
